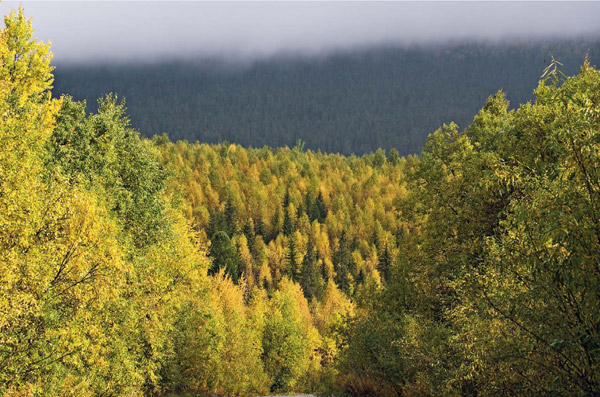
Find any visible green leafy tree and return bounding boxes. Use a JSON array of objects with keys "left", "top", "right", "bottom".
[
  {"left": 262, "top": 279, "right": 319, "bottom": 393},
  {"left": 209, "top": 231, "right": 241, "bottom": 282}
]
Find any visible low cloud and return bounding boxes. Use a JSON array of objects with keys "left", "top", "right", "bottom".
[{"left": 3, "top": 1, "right": 600, "bottom": 64}]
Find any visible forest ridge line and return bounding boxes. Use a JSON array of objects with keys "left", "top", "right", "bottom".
[{"left": 53, "top": 39, "right": 600, "bottom": 156}]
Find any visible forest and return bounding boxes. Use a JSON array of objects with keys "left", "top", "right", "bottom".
[
  {"left": 1, "top": 8, "right": 600, "bottom": 397},
  {"left": 53, "top": 39, "right": 600, "bottom": 156}
]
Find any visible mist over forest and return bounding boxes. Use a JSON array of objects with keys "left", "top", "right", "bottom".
[{"left": 53, "top": 39, "right": 600, "bottom": 155}]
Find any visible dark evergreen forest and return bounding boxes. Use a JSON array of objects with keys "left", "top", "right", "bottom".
[{"left": 53, "top": 40, "right": 600, "bottom": 155}]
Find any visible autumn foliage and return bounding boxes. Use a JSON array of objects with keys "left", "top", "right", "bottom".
[{"left": 1, "top": 9, "right": 599, "bottom": 397}]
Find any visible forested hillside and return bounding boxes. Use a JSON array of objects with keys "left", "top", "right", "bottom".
[
  {"left": 53, "top": 41, "right": 600, "bottom": 155},
  {"left": 156, "top": 139, "right": 406, "bottom": 297},
  {"left": 2, "top": 8, "right": 600, "bottom": 397}
]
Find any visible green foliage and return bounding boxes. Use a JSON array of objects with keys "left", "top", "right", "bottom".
[
  {"left": 48, "top": 94, "right": 169, "bottom": 248},
  {"left": 0, "top": 10, "right": 208, "bottom": 395},
  {"left": 4, "top": 7, "right": 600, "bottom": 397},
  {"left": 338, "top": 59, "right": 600, "bottom": 396},
  {"left": 262, "top": 279, "right": 321, "bottom": 393},
  {"left": 164, "top": 275, "right": 270, "bottom": 396},
  {"left": 209, "top": 231, "right": 241, "bottom": 282},
  {"left": 300, "top": 239, "right": 323, "bottom": 301}
]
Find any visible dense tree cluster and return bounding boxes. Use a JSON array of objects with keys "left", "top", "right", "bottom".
[
  {"left": 0, "top": 10, "right": 208, "bottom": 395},
  {"left": 156, "top": 138, "right": 407, "bottom": 299},
  {"left": 337, "top": 59, "right": 600, "bottom": 395},
  {"left": 2, "top": 9, "right": 600, "bottom": 397},
  {"left": 0, "top": 10, "right": 347, "bottom": 396},
  {"left": 53, "top": 40, "right": 600, "bottom": 156},
  {"left": 154, "top": 59, "right": 600, "bottom": 396}
]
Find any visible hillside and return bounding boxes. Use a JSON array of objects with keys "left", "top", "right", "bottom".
[{"left": 53, "top": 41, "right": 600, "bottom": 155}]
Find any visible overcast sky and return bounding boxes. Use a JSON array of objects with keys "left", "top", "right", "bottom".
[{"left": 2, "top": 1, "right": 600, "bottom": 64}]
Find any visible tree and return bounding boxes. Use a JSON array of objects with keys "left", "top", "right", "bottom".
[
  {"left": 388, "top": 148, "right": 400, "bottom": 165},
  {"left": 0, "top": 10, "right": 140, "bottom": 393},
  {"left": 237, "top": 233, "right": 255, "bottom": 290},
  {"left": 262, "top": 279, "right": 320, "bottom": 393},
  {"left": 282, "top": 189, "right": 294, "bottom": 236},
  {"left": 209, "top": 231, "right": 241, "bottom": 282},
  {"left": 469, "top": 61, "right": 600, "bottom": 394},
  {"left": 372, "top": 148, "right": 387, "bottom": 167},
  {"left": 286, "top": 236, "right": 299, "bottom": 281},
  {"left": 315, "top": 191, "right": 328, "bottom": 222},
  {"left": 224, "top": 198, "right": 239, "bottom": 237},
  {"left": 165, "top": 274, "right": 270, "bottom": 396},
  {"left": 333, "top": 232, "right": 353, "bottom": 294},
  {"left": 378, "top": 244, "right": 392, "bottom": 283},
  {"left": 300, "top": 239, "right": 323, "bottom": 301}
]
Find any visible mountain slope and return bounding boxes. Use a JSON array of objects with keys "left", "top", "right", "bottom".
[{"left": 53, "top": 40, "right": 600, "bottom": 155}]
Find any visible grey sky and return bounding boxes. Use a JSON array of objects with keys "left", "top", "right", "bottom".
[{"left": 2, "top": 1, "right": 600, "bottom": 63}]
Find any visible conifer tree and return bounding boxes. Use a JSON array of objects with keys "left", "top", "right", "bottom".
[
  {"left": 334, "top": 231, "right": 353, "bottom": 294},
  {"left": 286, "top": 237, "right": 299, "bottom": 281},
  {"left": 209, "top": 231, "right": 241, "bottom": 282},
  {"left": 300, "top": 238, "right": 322, "bottom": 301},
  {"left": 315, "top": 191, "right": 328, "bottom": 222},
  {"left": 378, "top": 244, "right": 392, "bottom": 283}
]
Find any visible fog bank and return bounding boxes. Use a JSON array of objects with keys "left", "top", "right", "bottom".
[{"left": 2, "top": 1, "right": 599, "bottom": 64}]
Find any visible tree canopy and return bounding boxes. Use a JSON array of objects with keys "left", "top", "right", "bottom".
[{"left": 2, "top": 7, "right": 599, "bottom": 397}]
